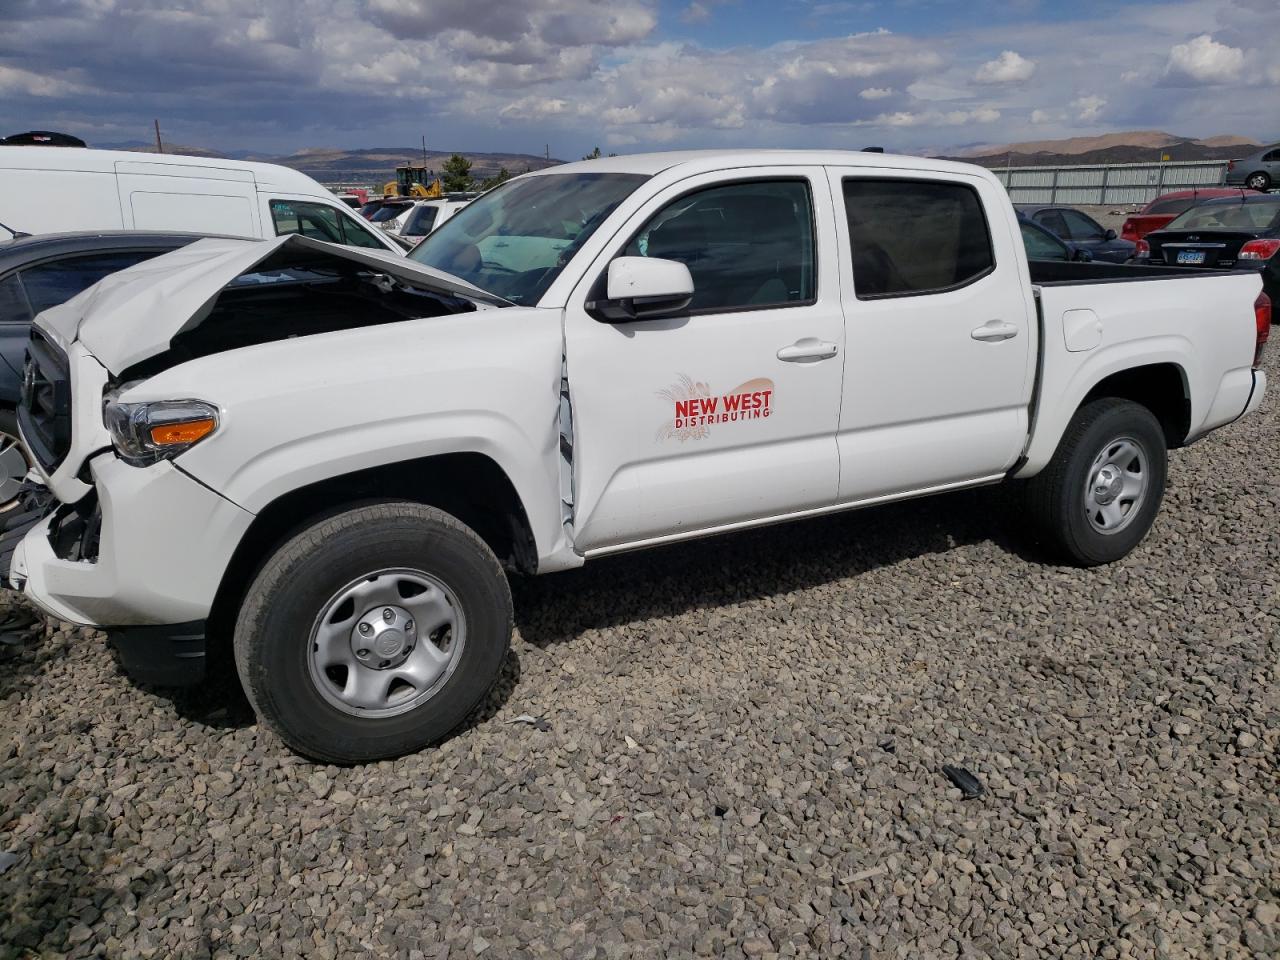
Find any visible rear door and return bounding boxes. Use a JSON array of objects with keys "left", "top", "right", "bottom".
[
  {"left": 115, "top": 161, "right": 259, "bottom": 237},
  {"left": 564, "top": 167, "right": 845, "bottom": 551},
  {"left": 828, "top": 168, "right": 1036, "bottom": 501}
]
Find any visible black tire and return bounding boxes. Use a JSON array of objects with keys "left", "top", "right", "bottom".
[
  {"left": 234, "top": 502, "right": 513, "bottom": 763},
  {"left": 1246, "top": 172, "right": 1271, "bottom": 192},
  {"left": 1024, "top": 399, "right": 1167, "bottom": 566},
  {"left": 0, "top": 408, "right": 31, "bottom": 514}
]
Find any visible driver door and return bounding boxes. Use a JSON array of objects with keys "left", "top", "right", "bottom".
[{"left": 563, "top": 167, "right": 845, "bottom": 552}]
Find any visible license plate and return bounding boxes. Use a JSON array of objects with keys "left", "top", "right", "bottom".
[{"left": 1176, "top": 250, "right": 1206, "bottom": 265}]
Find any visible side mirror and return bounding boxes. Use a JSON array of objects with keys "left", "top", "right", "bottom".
[
  {"left": 589, "top": 256, "right": 694, "bottom": 323},
  {"left": 1073, "top": 248, "right": 1094, "bottom": 262},
  {"left": 1104, "top": 228, "right": 1117, "bottom": 241}
]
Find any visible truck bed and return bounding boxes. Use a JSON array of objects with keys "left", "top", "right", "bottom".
[
  {"left": 1019, "top": 264, "right": 1264, "bottom": 479},
  {"left": 1029, "top": 260, "right": 1225, "bottom": 285}
]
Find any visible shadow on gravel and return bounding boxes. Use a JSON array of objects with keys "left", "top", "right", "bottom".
[
  {"left": 453, "top": 646, "right": 523, "bottom": 738},
  {"left": 118, "top": 628, "right": 258, "bottom": 732},
  {"left": 0, "top": 751, "right": 134, "bottom": 957},
  {"left": 0, "top": 595, "right": 50, "bottom": 699},
  {"left": 129, "top": 632, "right": 525, "bottom": 744},
  {"left": 512, "top": 483, "right": 1046, "bottom": 647}
]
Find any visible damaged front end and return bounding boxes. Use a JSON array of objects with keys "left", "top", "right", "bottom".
[{"left": 10, "top": 234, "right": 508, "bottom": 634}]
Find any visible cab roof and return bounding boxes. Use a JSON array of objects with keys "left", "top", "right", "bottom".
[{"left": 530, "top": 149, "right": 994, "bottom": 181}]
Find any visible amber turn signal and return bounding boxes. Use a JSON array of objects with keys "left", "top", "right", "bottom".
[{"left": 149, "top": 418, "right": 217, "bottom": 446}]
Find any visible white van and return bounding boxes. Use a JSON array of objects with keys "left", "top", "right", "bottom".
[{"left": 0, "top": 147, "right": 403, "bottom": 255}]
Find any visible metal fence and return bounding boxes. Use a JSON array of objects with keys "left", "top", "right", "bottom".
[{"left": 993, "top": 159, "right": 1229, "bottom": 206}]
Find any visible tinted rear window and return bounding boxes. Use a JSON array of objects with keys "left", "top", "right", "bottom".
[
  {"left": 1146, "top": 197, "right": 1197, "bottom": 216},
  {"left": 1167, "top": 201, "right": 1280, "bottom": 231},
  {"left": 843, "top": 179, "right": 994, "bottom": 298}
]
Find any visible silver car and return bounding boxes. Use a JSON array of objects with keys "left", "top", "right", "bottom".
[{"left": 1225, "top": 143, "right": 1280, "bottom": 192}]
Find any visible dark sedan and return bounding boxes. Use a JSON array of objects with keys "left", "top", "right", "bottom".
[
  {"left": 0, "top": 231, "right": 209, "bottom": 509},
  {"left": 1016, "top": 204, "right": 1137, "bottom": 263},
  {"left": 1018, "top": 213, "right": 1093, "bottom": 262},
  {"left": 1135, "top": 194, "right": 1280, "bottom": 306}
]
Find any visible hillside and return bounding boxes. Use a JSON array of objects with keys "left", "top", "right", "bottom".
[
  {"left": 942, "top": 130, "right": 1265, "bottom": 168},
  {"left": 95, "top": 141, "right": 563, "bottom": 183}
]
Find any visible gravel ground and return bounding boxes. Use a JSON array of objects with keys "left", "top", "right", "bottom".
[{"left": 2, "top": 352, "right": 1278, "bottom": 960}]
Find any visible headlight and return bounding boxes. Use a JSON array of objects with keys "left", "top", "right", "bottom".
[{"left": 103, "top": 399, "right": 219, "bottom": 466}]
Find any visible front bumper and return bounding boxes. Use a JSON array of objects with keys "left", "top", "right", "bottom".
[{"left": 9, "top": 451, "right": 254, "bottom": 627}]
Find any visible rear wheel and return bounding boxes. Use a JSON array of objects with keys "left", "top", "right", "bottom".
[
  {"left": 0, "top": 410, "right": 31, "bottom": 513},
  {"left": 234, "top": 502, "right": 513, "bottom": 763},
  {"left": 1025, "top": 399, "right": 1167, "bottom": 566},
  {"left": 1246, "top": 172, "right": 1271, "bottom": 192}
]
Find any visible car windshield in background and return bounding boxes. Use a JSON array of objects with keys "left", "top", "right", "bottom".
[
  {"left": 369, "top": 204, "right": 411, "bottom": 224},
  {"left": 409, "top": 173, "right": 649, "bottom": 305},
  {"left": 1166, "top": 200, "right": 1280, "bottom": 232},
  {"left": 402, "top": 205, "right": 439, "bottom": 237}
]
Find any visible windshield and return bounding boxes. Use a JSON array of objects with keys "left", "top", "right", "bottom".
[
  {"left": 370, "top": 204, "right": 410, "bottom": 224},
  {"left": 409, "top": 172, "right": 648, "bottom": 305},
  {"left": 403, "top": 205, "right": 440, "bottom": 237},
  {"left": 1166, "top": 200, "right": 1280, "bottom": 232}
]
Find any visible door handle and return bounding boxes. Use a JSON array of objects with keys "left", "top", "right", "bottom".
[
  {"left": 970, "top": 320, "right": 1019, "bottom": 342},
  {"left": 777, "top": 337, "right": 839, "bottom": 362}
]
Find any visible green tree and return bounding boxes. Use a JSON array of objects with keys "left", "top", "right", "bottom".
[
  {"left": 582, "top": 146, "right": 602, "bottom": 160},
  {"left": 480, "top": 166, "right": 512, "bottom": 191},
  {"left": 441, "top": 153, "right": 474, "bottom": 192}
]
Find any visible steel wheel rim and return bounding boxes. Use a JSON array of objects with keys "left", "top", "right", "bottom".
[
  {"left": 0, "top": 429, "right": 30, "bottom": 512},
  {"left": 1247, "top": 174, "right": 1268, "bottom": 190},
  {"left": 307, "top": 567, "right": 466, "bottom": 719},
  {"left": 1084, "top": 435, "right": 1148, "bottom": 535}
]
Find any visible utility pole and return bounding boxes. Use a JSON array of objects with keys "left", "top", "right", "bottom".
[
  {"left": 422, "top": 134, "right": 427, "bottom": 169},
  {"left": 545, "top": 143, "right": 550, "bottom": 162},
  {"left": 154, "top": 119, "right": 163, "bottom": 154}
]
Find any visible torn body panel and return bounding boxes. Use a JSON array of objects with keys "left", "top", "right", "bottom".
[{"left": 40, "top": 233, "right": 508, "bottom": 375}]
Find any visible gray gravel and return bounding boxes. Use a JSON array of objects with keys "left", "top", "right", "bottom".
[{"left": 3, "top": 350, "right": 1279, "bottom": 959}]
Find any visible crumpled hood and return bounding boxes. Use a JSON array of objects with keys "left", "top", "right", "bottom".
[{"left": 36, "top": 234, "right": 506, "bottom": 373}]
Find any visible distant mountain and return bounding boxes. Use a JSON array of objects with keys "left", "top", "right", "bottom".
[
  {"left": 262, "top": 147, "right": 561, "bottom": 184},
  {"left": 95, "top": 140, "right": 562, "bottom": 183},
  {"left": 941, "top": 130, "right": 1266, "bottom": 168}
]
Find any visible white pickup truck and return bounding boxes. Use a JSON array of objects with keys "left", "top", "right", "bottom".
[{"left": 9, "top": 150, "right": 1270, "bottom": 762}]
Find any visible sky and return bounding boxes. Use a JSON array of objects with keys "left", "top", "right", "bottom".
[{"left": 1, "top": 0, "right": 1277, "bottom": 159}]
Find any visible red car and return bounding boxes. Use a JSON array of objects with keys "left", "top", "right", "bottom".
[{"left": 1121, "top": 188, "right": 1255, "bottom": 242}]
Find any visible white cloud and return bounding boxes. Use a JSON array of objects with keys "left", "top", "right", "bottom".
[
  {"left": 869, "top": 107, "right": 1000, "bottom": 128},
  {"left": 0, "top": 65, "right": 85, "bottom": 97},
  {"left": 859, "top": 87, "right": 894, "bottom": 100},
  {"left": 1164, "top": 34, "right": 1244, "bottom": 84},
  {"left": 1073, "top": 95, "right": 1106, "bottom": 121},
  {"left": 680, "top": 2, "right": 710, "bottom": 23},
  {"left": 974, "top": 50, "right": 1036, "bottom": 84}
]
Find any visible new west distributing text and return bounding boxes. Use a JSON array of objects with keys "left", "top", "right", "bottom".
[{"left": 673, "top": 387, "right": 773, "bottom": 429}]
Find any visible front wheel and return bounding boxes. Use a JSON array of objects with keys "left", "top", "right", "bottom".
[
  {"left": 1246, "top": 172, "right": 1271, "bottom": 192},
  {"left": 1024, "top": 399, "right": 1168, "bottom": 566},
  {"left": 234, "top": 502, "right": 513, "bottom": 763}
]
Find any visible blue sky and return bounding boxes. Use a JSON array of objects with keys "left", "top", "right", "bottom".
[{"left": 1, "top": 0, "right": 1276, "bottom": 158}]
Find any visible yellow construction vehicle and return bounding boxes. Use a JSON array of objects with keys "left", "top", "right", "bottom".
[{"left": 382, "top": 163, "right": 442, "bottom": 198}]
